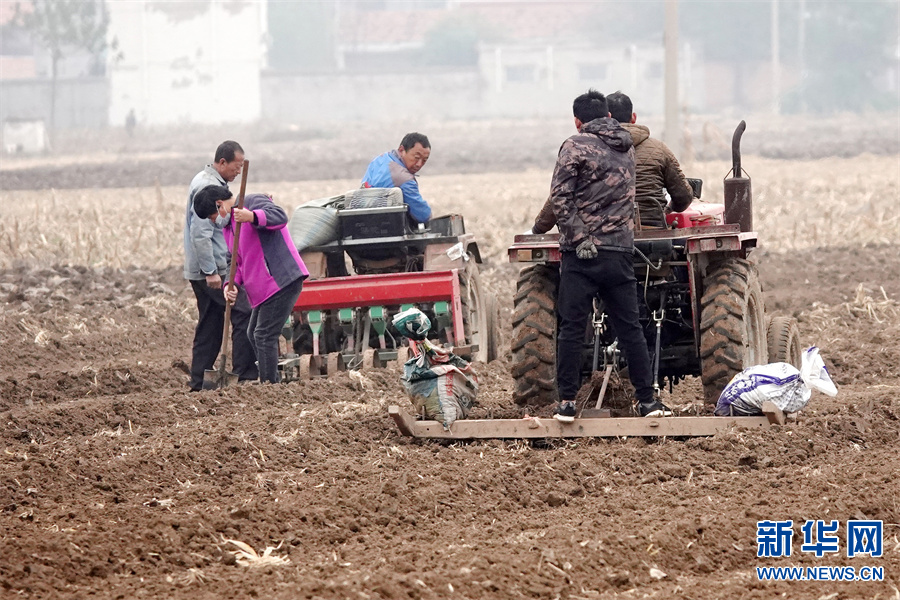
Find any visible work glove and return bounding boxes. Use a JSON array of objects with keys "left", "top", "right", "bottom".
[{"left": 575, "top": 238, "right": 598, "bottom": 260}]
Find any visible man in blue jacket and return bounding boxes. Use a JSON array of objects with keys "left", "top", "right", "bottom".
[{"left": 361, "top": 132, "right": 432, "bottom": 224}]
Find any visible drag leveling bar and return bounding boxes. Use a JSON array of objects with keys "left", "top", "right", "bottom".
[{"left": 388, "top": 402, "right": 786, "bottom": 439}]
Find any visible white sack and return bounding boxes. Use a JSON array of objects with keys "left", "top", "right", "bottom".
[{"left": 715, "top": 347, "right": 837, "bottom": 416}]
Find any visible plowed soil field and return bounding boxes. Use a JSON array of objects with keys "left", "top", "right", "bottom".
[{"left": 1, "top": 119, "right": 899, "bottom": 599}]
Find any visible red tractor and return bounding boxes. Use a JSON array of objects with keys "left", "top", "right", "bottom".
[{"left": 508, "top": 122, "right": 801, "bottom": 408}]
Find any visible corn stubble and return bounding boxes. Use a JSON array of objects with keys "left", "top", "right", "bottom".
[{"left": 1, "top": 155, "right": 896, "bottom": 270}]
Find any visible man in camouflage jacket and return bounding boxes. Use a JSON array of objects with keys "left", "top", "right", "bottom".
[{"left": 550, "top": 90, "right": 670, "bottom": 422}]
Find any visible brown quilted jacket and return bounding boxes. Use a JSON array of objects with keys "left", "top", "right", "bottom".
[
  {"left": 624, "top": 123, "right": 693, "bottom": 228},
  {"left": 549, "top": 117, "right": 635, "bottom": 252},
  {"left": 534, "top": 122, "right": 693, "bottom": 232}
]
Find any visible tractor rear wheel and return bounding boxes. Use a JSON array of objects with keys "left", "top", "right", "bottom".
[
  {"left": 699, "top": 258, "right": 766, "bottom": 404},
  {"left": 511, "top": 263, "right": 559, "bottom": 406},
  {"left": 459, "top": 255, "right": 489, "bottom": 362},
  {"left": 767, "top": 316, "right": 802, "bottom": 368}
]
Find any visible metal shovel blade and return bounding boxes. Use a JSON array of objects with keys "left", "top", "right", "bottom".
[
  {"left": 202, "top": 356, "right": 239, "bottom": 390},
  {"left": 202, "top": 370, "right": 239, "bottom": 390}
]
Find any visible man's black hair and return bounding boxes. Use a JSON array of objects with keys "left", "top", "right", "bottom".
[
  {"left": 193, "top": 185, "right": 233, "bottom": 219},
  {"left": 607, "top": 91, "right": 633, "bottom": 124},
  {"left": 400, "top": 132, "right": 430, "bottom": 151},
  {"left": 572, "top": 89, "right": 609, "bottom": 124},
  {"left": 215, "top": 140, "right": 244, "bottom": 164}
]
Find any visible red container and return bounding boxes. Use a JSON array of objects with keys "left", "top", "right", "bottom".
[{"left": 666, "top": 202, "right": 726, "bottom": 229}]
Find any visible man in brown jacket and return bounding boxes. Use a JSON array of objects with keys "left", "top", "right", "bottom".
[
  {"left": 550, "top": 89, "right": 669, "bottom": 422},
  {"left": 607, "top": 91, "right": 694, "bottom": 228},
  {"left": 532, "top": 91, "right": 694, "bottom": 232}
]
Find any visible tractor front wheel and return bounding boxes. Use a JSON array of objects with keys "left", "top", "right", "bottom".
[{"left": 699, "top": 258, "right": 766, "bottom": 404}]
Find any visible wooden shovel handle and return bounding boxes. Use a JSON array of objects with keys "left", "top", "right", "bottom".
[
  {"left": 227, "top": 159, "right": 249, "bottom": 292},
  {"left": 220, "top": 159, "right": 250, "bottom": 361}
]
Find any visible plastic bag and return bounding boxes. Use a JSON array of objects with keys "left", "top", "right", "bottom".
[
  {"left": 392, "top": 307, "right": 431, "bottom": 341},
  {"left": 715, "top": 347, "right": 837, "bottom": 416},
  {"left": 289, "top": 196, "right": 341, "bottom": 251},
  {"left": 392, "top": 308, "right": 478, "bottom": 429},
  {"left": 345, "top": 187, "right": 403, "bottom": 209},
  {"left": 402, "top": 345, "right": 479, "bottom": 429}
]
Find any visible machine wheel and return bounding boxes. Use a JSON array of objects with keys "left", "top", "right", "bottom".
[
  {"left": 510, "top": 263, "right": 559, "bottom": 406},
  {"left": 484, "top": 294, "right": 502, "bottom": 362},
  {"left": 459, "top": 255, "right": 489, "bottom": 362},
  {"left": 699, "top": 258, "right": 767, "bottom": 404},
  {"left": 767, "top": 316, "right": 802, "bottom": 368},
  {"left": 362, "top": 349, "right": 380, "bottom": 370},
  {"left": 326, "top": 352, "right": 343, "bottom": 375},
  {"left": 298, "top": 355, "right": 312, "bottom": 380}
]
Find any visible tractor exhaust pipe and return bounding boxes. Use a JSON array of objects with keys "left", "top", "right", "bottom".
[{"left": 724, "top": 120, "right": 752, "bottom": 232}]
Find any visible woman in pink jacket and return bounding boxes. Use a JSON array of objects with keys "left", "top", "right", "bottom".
[{"left": 193, "top": 185, "right": 308, "bottom": 383}]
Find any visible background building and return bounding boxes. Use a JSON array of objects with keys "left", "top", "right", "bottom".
[{"left": 105, "top": 1, "right": 267, "bottom": 127}]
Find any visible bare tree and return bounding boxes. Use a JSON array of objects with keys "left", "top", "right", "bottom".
[{"left": 14, "top": 0, "right": 112, "bottom": 143}]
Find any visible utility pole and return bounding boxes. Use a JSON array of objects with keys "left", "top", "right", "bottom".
[
  {"left": 798, "top": 0, "right": 806, "bottom": 113},
  {"left": 664, "top": 0, "right": 680, "bottom": 157},
  {"left": 771, "top": 0, "right": 780, "bottom": 115}
]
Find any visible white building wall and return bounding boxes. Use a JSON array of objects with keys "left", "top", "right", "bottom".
[
  {"left": 476, "top": 41, "right": 702, "bottom": 118},
  {"left": 106, "top": 0, "right": 265, "bottom": 127}
]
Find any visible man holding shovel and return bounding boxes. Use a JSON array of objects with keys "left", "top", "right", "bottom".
[{"left": 183, "top": 141, "right": 257, "bottom": 391}]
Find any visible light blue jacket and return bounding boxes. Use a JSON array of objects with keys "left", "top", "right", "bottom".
[
  {"left": 361, "top": 149, "right": 432, "bottom": 223},
  {"left": 183, "top": 166, "right": 230, "bottom": 280}
]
